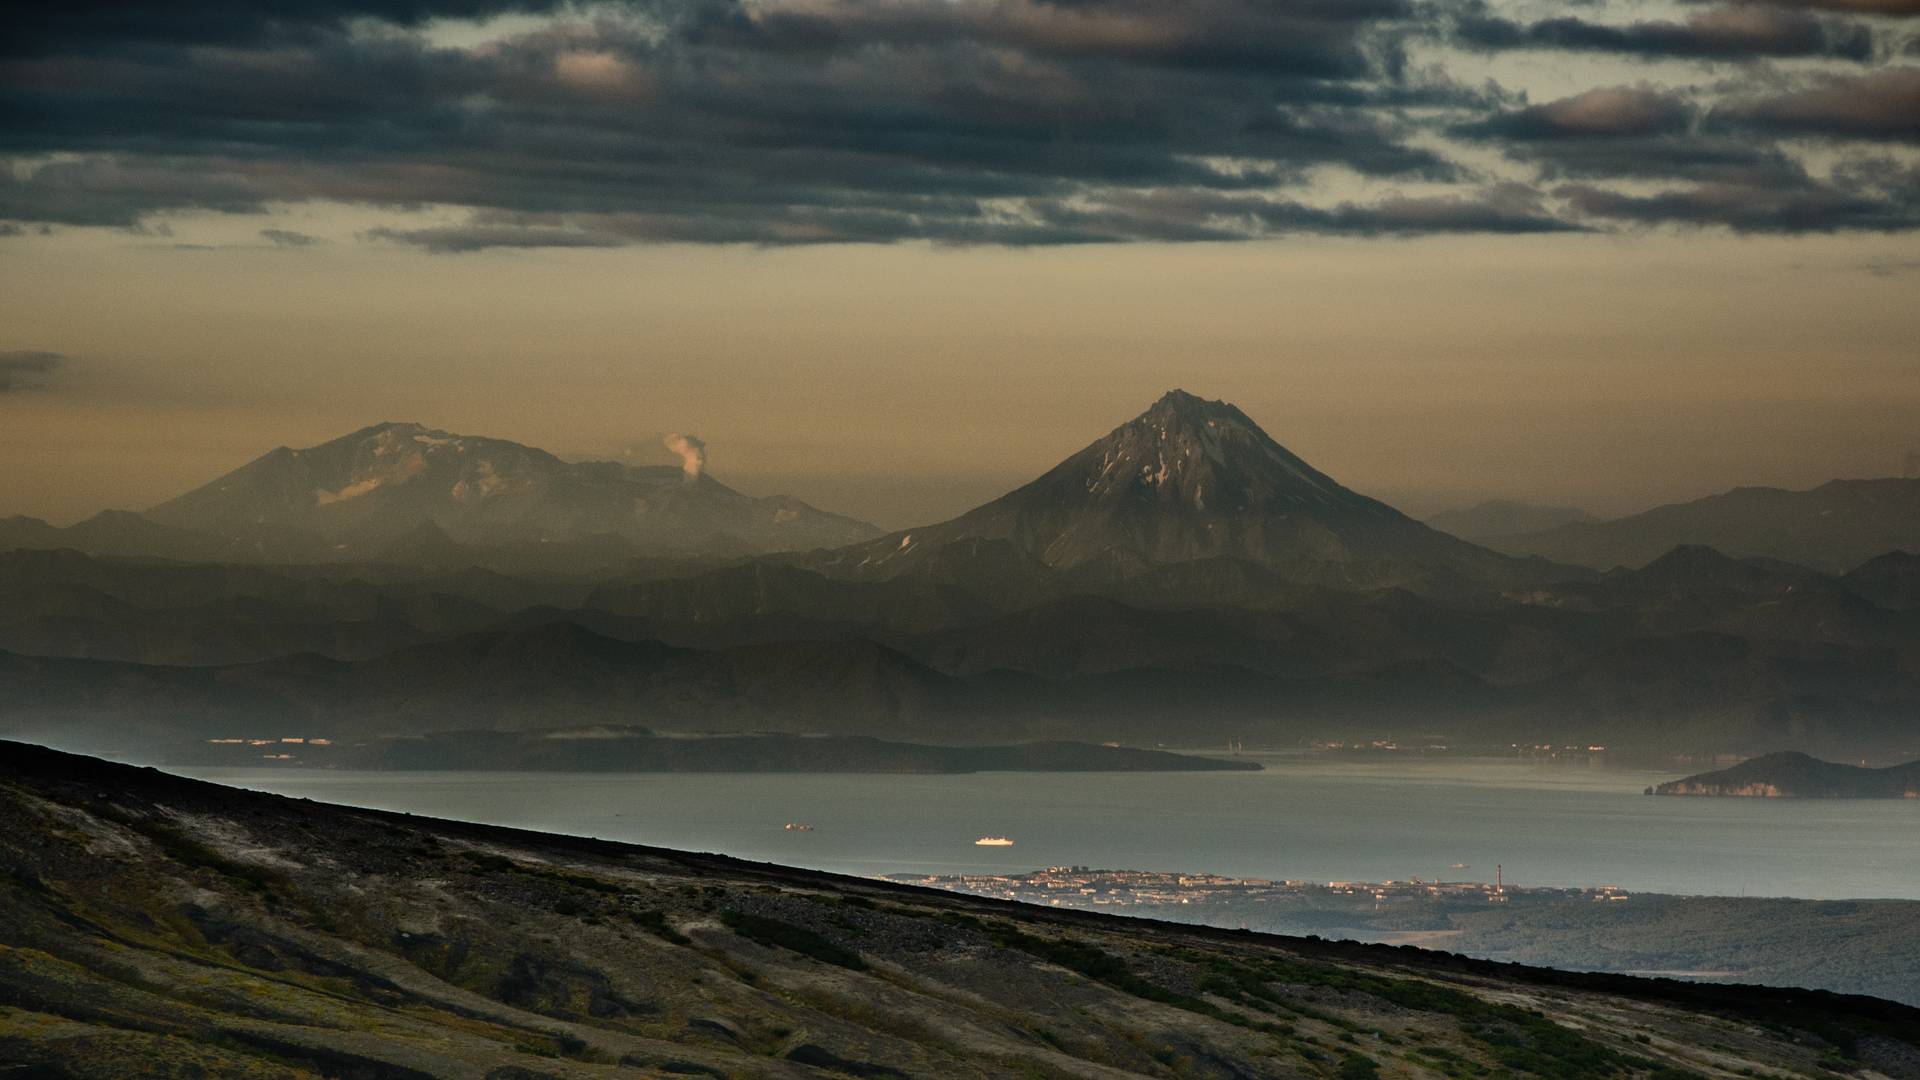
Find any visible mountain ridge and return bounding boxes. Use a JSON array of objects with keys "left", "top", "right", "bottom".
[
  {"left": 146, "top": 420, "right": 881, "bottom": 555},
  {"left": 1483, "top": 478, "right": 1920, "bottom": 573}
]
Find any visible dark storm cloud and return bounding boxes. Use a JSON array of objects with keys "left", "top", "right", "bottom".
[
  {"left": 1680, "top": 0, "right": 1920, "bottom": 16},
  {"left": 0, "top": 157, "right": 269, "bottom": 228},
  {"left": 0, "top": 0, "right": 1915, "bottom": 243},
  {"left": 0, "top": 351, "right": 63, "bottom": 392},
  {"left": 1454, "top": 4, "right": 1874, "bottom": 60},
  {"left": 1715, "top": 67, "right": 1920, "bottom": 141},
  {"left": 364, "top": 221, "right": 632, "bottom": 251},
  {"left": 260, "top": 228, "right": 324, "bottom": 247},
  {"left": 1458, "top": 86, "right": 1695, "bottom": 140},
  {"left": 0, "top": 0, "right": 1481, "bottom": 245},
  {"left": 698, "top": 0, "right": 1411, "bottom": 78},
  {"left": 1862, "top": 257, "right": 1920, "bottom": 274},
  {"left": 1, "top": 0, "right": 573, "bottom": 58},
  {"left": 1455, "top": 86, "right": 1813, "bottom": 185},
  {"left": 362, "top": 180, "right": 1582, "bottom": 250},
  {"left": 1558, "top": 158, "right": 1920, "bottom": 231},
  {"left": 1447, "top": 77, "right": 1920, "bottom": 231},
  {"left": 1506, "top": 136, "right": 1807, "bottom": 184}
]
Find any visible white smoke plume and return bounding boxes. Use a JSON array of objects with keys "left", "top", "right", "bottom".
[{"left": 663, "top": 433, "right": 706, "bottom": 480}]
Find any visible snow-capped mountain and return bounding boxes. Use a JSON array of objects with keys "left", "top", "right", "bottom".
[
  {"left": 143, "top": 422, "right": 878, "bottom": 557},
  {"left": 831, "top": 390, "right": 1554, "bottom": 589}
]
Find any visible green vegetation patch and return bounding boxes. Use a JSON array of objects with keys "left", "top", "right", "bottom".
[
  {"left": 1235, "top": 954, "right": 1697, "bottom": 1080},
  {"left": 460, "top": 851, "right": 624, "bottom": 897},
  {"left": 985, "top": 922, "right": 1193, "bottom": 1009},
  {"left": 1339, "top": 1051, "right": 1382, "bottom": 1080},
  {"left": 627, "top": 908, "right": 691, "bottom": 945},
  {"left": 1168, "top": 947, "right": 1710, "bottom": 1079},
  {"left": 720, "top": 911, "right": 866, "bottom": 971}
]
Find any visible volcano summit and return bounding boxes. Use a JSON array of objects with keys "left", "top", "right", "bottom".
[{"left": 836, "top": 390, "right": 1556, "bottom": 591}]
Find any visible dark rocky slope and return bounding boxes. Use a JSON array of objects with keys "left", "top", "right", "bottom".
[{"left": 3, "top": 742, "right": 1919, "bottom": 1078}]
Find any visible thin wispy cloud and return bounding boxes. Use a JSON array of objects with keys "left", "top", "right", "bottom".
[
  {"left": 260, "top": 228, "right": 324, "bottom": 248},
  {"left": 0, "top": 350, "right": 63, "bottom": 392}
]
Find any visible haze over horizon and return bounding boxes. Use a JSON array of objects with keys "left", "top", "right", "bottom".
[{"left": 1, "top": 337, "right": 1915, "bottom": 530}]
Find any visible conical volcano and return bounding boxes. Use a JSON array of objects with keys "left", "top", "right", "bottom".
[{"left": 838, "top": 390, "right": 1554, "bottom": 589}]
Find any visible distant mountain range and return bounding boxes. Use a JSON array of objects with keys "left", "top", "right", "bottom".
[
  {"left": 1426, "top": 500, "right": 1597, "bottom": 540},
  {"left": 1478, "top": 479, "right": 1920, "bottom": 573},
  {"left": 3, "top": 422, "right": 880, "bottom": 568},
  {"left": 4, "top": 392, "right": 1920, "bottom": 762},
  {"left": 1651, "top": 751, "right": 1920, "bottom": 798},
  {"left": 6, "top": 567, "right": 1917, "bottom": 761}
]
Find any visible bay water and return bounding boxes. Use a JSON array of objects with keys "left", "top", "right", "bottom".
[{"left": 172, "top": 754, "right": 1920, "bottom": 900}]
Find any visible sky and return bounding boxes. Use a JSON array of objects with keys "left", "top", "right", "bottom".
[{"left": 2, "top": 0, "right": 1918, "bottom": 529}]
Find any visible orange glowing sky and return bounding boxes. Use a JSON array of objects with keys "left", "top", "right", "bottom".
[{"left": 3, "top": 228, "right": 1916, "bottom": 528}]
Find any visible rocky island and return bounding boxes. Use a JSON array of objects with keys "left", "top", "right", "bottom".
[{"left": 1649, "top": 751, "right": 1920, "bottom": 798}]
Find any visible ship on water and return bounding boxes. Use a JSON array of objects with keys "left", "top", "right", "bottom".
[
  {"left": 784, "top": 823, "right": 815, "bottom": 832},
  {"left": 975, "top": 836, "right": 1015, "bottom": 847}
]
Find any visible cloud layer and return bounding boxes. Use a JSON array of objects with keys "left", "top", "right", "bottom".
[
  {"left": 1, "top": 0, "right": 1916, "bottom": 246},
  {"left": 0, "top": 350, "right": 63, "bottom": 392}
]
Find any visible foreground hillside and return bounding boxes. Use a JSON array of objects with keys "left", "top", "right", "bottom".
[{"left": 3, "top": 743, "right": 1919, "bottom": 1079}]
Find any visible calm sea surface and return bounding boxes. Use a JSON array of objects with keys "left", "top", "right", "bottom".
[{"left": 172, "top": 755, "right": 1920, "bottom": 900}]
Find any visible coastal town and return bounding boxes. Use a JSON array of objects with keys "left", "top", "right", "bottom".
[
  {"left": 203, "top": 736, "right": 334, "bottom": 762},
  {"left": 883, "top": 866, "right": 1632, "bottom": 929}
]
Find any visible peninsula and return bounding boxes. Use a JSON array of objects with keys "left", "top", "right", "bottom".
[{"left": 1649, "top": 752, "right": 1920, "bottom": 798}]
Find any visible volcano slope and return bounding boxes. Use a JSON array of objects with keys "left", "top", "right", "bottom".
[{"left": 1, "top": 742, "right": 1915, "bottom": 1080}]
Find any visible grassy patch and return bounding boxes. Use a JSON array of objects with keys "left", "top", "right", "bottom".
[
  {"left": 460, "top": 851, "right": 624, "bottom": 897},
  {"left": 983, "top": 922, "right": 1206, "bottom": 1011},
  {"left": 720, "top": 911, "right": 866, "bottom": 971},
  {"left": 627, "top": 908, "right": 691, "bottom": 945},
  {"left": 1339, "top": 1051, "right": 1381, "bottom": 1080}
]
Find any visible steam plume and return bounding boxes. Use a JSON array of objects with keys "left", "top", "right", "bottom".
[{"left": 663, "top": 433, "right": 706, "bottom": 480}]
